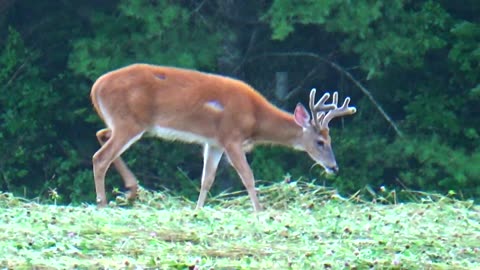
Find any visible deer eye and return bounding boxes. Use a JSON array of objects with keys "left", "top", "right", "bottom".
[{"left": 316, "top": 140, "right": 325, "bottom": 147}]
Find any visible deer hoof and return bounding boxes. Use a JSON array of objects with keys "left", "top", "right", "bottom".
[{"left": 126, "top": 185, "right": 138, "bottom": 201}]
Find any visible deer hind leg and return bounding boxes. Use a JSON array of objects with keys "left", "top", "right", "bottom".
[
  {"left": 196, "top": 144, "right": 224, "bottom": 209},
  {"left": 93, "top": 127, "right": 144, "bottom": 206},
  {"left": 224, "top": 143, "right": 263, "bottom": 212},
  {"left": 96, "top": 128, "right": 140, "bottom": 201}
]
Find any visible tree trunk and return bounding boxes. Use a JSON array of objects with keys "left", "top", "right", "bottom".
[{"left": 275, "top": 71, "right": 288, "bottom": 101}]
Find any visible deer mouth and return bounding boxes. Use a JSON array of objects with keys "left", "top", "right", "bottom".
[{"left": 320, "top": 163, "right": 338, "bottom": 174}]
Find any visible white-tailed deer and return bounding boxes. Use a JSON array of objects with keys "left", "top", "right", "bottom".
[{"left": 91, "top": 64, "right": 356, "bottom": 211}]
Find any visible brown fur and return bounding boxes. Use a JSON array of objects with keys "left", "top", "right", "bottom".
[{"left": 90, "top": 64, "right": 355, "bottom": 211}]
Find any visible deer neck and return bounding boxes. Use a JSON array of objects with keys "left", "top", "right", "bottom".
[{"left": 254, "top": 106, "right": 303, "bottom": 148}]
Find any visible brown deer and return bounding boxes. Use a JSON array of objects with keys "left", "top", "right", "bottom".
[{"left": 91, "top": 64, "right": 356, "bottom": 211}]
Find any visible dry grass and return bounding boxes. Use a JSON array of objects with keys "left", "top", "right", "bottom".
[{"left": 0, "top": 181, "right": 479, "bottom": 269}]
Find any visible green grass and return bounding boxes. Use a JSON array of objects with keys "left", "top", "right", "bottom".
[{"left": 0, "top": 181, "right": 479, "bottom": 269}]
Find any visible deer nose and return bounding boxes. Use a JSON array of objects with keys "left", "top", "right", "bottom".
[{"left": 326, "top": 165, "right": 339, "bottom": 174}]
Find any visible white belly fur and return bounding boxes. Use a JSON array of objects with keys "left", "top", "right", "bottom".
[{"left": 149, "top": 126, "right": 218, "bottom": 146}]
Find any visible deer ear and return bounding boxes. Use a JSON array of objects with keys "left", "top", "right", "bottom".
[{"left": 294, "top": 103, "right": 311, "bottom": 128}]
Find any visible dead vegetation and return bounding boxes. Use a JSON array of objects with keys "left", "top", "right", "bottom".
[{"left": 0, "top": 181, "right": 478, "bottom": 269}]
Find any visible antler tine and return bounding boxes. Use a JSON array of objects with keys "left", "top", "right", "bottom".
[
  {"left": 321, "top": 94, "right": 357, "bottom": 130},
  {"left": 309, "top": 88, "right": 317, "bottom": 120},
  {"left": 332, "top": 91, "right": 338, "bottom": 106},
  {"left": 310, "top": 89, "right": 337, "bottom": 111},
  {"left": 309, "top": 88, "right": 322, "bottom": 129},
  {"left": 309, "top": 88, "right": 338, "bottom": 130}
]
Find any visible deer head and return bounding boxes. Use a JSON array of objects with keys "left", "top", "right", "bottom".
[{"left": 293, "top": 88, "right": 356, "bottom": 174}]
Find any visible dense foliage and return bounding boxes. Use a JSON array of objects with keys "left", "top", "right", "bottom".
[{"left": 0, "top": 0, "right": 479, "bottom": 203}]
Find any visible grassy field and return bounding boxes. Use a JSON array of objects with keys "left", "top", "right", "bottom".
[{"left": 0, "top": 181, "right": 479, "bottom": 269}]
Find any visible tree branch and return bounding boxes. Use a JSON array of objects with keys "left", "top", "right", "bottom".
[
  {"left": 247, "top": 52, "right": 404, "bottom": 137},
  {"left": 3, "top": 61, "right": 27, "bottom": 91},
  {"left": 281, "top": 63, "right": 324, "bottom": 101},
  {"left": 233, "top": 27, "right": 258, "bottom": 75}
]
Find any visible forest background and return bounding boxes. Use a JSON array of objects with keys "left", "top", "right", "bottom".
[{"left": 0, "top": 0, "right": 479, "bottom": 204}]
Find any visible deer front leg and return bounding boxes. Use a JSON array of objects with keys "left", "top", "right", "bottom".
[
  {"left": 196, "top": 144, "right": 224, "bottom": 209},
  {"left": 96, "top": 128, "right": 139, "bottom": 201},
  {"left": 225, "top": 143, "right": 263, "bottom": 212}
]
